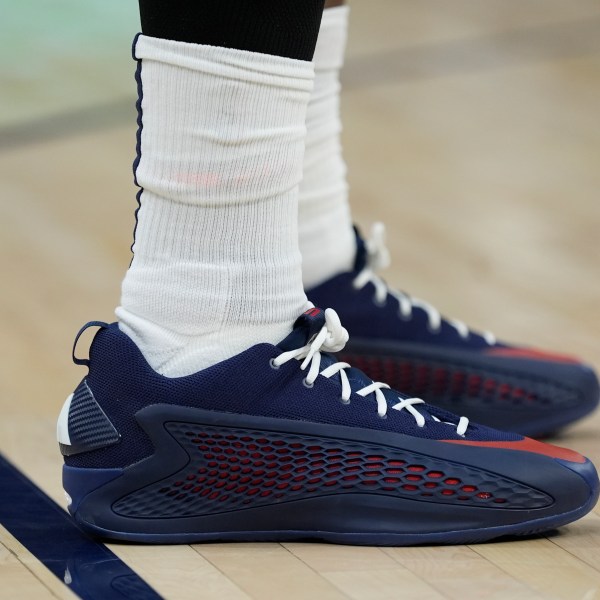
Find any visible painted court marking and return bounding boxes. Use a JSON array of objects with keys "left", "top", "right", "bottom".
[{"left": 0, "top": 453, "right": 161, "bottom": 600}]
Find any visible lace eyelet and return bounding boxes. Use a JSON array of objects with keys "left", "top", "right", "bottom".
[
  {"left": 340, "top": 398, "right": 351, "bottom": 405},
  {"left": 269, "top": 358, "right": 280, "bottom": 370},
  {"left": 398, "top": 311, "right": 412, "bottom": 322},
  {"left": 427, "top": 324, "right": 442, "bottom": 335},
  {"left": 378, "top": 413, "right": 388, "bottom": 420},
  {"left": 302, "top": 378, "right": 314, "bottom": 389},
  {"left": 372, "top": 296, "right": 387, "bottom": 308}
]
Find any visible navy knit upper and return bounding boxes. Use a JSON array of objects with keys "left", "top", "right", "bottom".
[{"left": 67, "top": 315, "right": 522, "bottom": 470}]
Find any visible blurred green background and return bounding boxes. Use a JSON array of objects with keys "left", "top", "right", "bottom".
[{"left": 0, "top": 1, "right": 139, "bottom": 132}]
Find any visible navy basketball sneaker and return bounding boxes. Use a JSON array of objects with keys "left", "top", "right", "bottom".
[
  {"left": 58, "top": 307, "right": 598, "bottom": 545},
  {"left": 306, "top": 224, "right": 599, "bottom": 437}
]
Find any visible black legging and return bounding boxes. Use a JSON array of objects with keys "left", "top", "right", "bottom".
[{"left": 138, "top": 0, "right": 326, "bottom": 61}]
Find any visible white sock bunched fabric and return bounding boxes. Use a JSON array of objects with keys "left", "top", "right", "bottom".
[
  {"left": 299, "top": 6, "right": 355, "bottom": 289},
  {"left": 117, "top": 35, "right": 313, "bottom": 377}
]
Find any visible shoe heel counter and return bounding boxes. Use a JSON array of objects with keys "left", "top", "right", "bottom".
[
  {"left": 57, "top": 379, "right": 120, "bottom": 457},
  {"left": 62, "top": 464, "right": 123, "bottom": 516}
]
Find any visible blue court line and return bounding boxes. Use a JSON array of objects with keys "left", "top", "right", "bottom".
[{"left": 0, "top": 452, "right": 162, "bottom": 600}]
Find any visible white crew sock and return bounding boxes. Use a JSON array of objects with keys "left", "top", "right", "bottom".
[
  {"left": 117, "top": 35, "right": 313, "bottom": 377},
  {"left": 299, "top": 6, "right": 355, "bottom": 289}
]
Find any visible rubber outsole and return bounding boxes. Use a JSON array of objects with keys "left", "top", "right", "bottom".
[{"left": 72, "top": 485, "right": 598, "bottom": 546}]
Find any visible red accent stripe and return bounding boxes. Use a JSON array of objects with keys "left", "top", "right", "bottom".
[
  {"left": 485, "top": 347, "right": 581, "bottom": 364},
  {"left": 441, "top": 437, "right": 586, "bottom": 463}
]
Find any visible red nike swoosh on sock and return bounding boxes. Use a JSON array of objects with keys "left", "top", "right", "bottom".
[
  {"left": 485, "top": 347, "right": 581, "bottom": 364},
  {"left": 441, "top": 437, "right": 586, "bottom": 463}
]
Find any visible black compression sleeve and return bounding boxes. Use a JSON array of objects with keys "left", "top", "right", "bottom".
[{"left": 138, "top": 0, "right": 326, "bottom": 61}]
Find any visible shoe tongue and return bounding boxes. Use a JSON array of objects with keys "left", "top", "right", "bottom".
[{"left": 277, "top": 307, "right": 327, "bottom": 351}]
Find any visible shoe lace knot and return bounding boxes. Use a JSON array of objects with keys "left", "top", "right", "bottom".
[
  {"left": 353, "top": 222, "right": 496, "bottom": 345},
  {"left": 273, "top": 307, "right": 469, "bottom": 436}
]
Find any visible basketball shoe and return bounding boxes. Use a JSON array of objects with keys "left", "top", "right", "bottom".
[
  {"left": 58, "top": 307, "right": 598, "bottom": 544},
  {"left": 306, "top": 224, "right": 600, "bottom": 437}
]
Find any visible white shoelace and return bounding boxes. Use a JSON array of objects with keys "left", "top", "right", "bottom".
[
  {"left": 272, "top": 308, "right": 469, "bottom": 436},
  {"left": 352, "top": 222, "right": 496, "bottom": 345}
]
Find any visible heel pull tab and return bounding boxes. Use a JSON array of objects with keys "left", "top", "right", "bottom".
[{"left": 72, "top": 321, "right": 109, "bottom": 366}]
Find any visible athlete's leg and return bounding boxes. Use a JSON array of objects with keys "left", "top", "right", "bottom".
[{"left": 117, "top": 0, "right": 325, "bottom": 376}]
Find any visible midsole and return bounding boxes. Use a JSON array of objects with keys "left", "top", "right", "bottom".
[{"left": 63, "top": 404, "right": 597, "bottom": 538}]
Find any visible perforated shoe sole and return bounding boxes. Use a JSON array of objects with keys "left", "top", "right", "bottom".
[{"left": 64, "top": 404, "right": 599, "bottom": 545}]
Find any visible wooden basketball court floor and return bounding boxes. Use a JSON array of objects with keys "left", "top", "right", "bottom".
[{"left": 1, "top": 1, "right": 599, "bottom": 598}]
